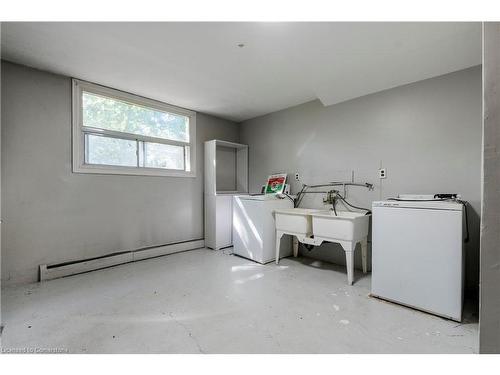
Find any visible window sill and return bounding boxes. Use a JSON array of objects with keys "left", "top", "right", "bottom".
[{"left": 73, "top": 163, "right": 196, "bottom": 178}]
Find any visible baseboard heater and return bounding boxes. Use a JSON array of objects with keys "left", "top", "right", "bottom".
[{"left": 39, "top": 238, "right": 205, "bottom": 282}]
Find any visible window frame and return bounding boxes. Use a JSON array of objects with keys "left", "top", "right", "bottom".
[{"left": 72, "top": 79, "right": 196, "bottom": 178}]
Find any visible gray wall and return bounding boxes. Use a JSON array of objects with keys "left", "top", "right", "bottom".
[
  {"left": 215, "top": 146, "right": 237, "bottom": 191},
  {"left": 240, "top": 66, "right": 482, "bottom": 294},
  {"left": 0, "top": 60, "right": 484, "bottom": 298},
  {"left": 480, "top": 23, "right": 500, "bottom": 354},
  {"left": 0, "top": 61, "right": 239, "bottom": 285}
]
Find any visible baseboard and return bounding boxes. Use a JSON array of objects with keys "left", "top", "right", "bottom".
[{"left": 39, "top": 239, "right": 205, "bottom": 281}]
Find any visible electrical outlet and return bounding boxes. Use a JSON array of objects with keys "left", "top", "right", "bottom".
[
  {"left": 295, "top": 173, "right": 300, "bottom": 181},
  {"left": 378, "top": 168, "right": 387, "bottom": 179}
]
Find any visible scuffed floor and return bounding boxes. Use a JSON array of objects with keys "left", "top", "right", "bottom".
[{"left": 1, "top": 248, "right": 478, "bottom": 353}]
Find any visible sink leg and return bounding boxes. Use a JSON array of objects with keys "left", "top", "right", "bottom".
[
  {"left": 293, "top": 236, "right": 299, "bottom": 258},
  {"left": 361, "top": 238, "right": 368, "bottom": 274},
  {"left": 275, "top": 230, "right": 283, "bottom": 264},
  {"left": 340, "top": 241, "right": 355, "bottom": 285},
  {"left": 345, "top": 250, "right": 354, "bottom": 285}
]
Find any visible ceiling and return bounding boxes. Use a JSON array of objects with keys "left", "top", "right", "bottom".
[{"left": 1, "top": 22, "right": 481, "bottom": 122}]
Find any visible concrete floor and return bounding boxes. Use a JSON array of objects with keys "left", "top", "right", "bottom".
[{"left": 1, "top": 248, "right": 478, "bottom": 353}]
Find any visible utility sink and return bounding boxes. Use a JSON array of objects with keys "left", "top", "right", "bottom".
[
  {"left": 274, "top": 207, "right": 371, "bottom": 285},
  {"left": 274, "top": 208, "right": 369, "bottom": 242},
  {"left": 274, "top": 208, "right": 324, "bottom": 236},
  {"left": 311, "top": 210, "right": 370, "bottom": 242}
]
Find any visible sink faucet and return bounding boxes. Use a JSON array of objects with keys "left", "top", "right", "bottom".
[{"left": 324, "top": 190, "right": 339, "bottom": 215}]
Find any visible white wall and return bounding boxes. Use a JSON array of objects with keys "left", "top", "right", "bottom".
[
  {"left": 480, "top": 23, "right": 500, "bottom": 354},
  {"left": 0, "top": 61, "right": 239, "bottom": 285},
  {"left": 240, "top": 66, "right": 482, "bottom": 293}
]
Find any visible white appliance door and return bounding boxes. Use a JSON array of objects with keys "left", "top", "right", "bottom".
[
  {"left": 233, "top": 198, "right": 264, "bottom": 262},
  {"left": 215, "top": 195, "right": 233, "bottom": 249},
  {"left": 372, "top": 206, "right": 463, "bottom": 321}
]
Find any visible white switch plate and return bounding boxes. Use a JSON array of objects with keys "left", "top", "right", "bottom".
[
  {"left": 378, "top": 168, "right": 387, "bottom": 179},
  {"left": 295, "top": 173, "right": 300, "bottom": 181}
]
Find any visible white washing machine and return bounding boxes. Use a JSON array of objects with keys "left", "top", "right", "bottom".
[
  {"left": 371, "top": 198, "right": 465, "bottom": 321},
  {"left": 233, "top": 194, "right": 293, "bottom": 264}
]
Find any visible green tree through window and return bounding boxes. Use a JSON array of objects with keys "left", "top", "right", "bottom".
[{"left": 82, "top": 92, "right": 189, "bottom": 142}]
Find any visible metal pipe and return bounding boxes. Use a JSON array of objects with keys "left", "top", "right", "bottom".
[
  {"left": 295, "top": 180, "right": 373, "bottom": 208},
  {"left": 296, "top": 191, "right": 334, "bottom": 194},
  {"left": 302, "top": 181, "right": 373, "bottom": 190},
  {"left": 306, "top": 183, "right": 340, "bottom": 188}
]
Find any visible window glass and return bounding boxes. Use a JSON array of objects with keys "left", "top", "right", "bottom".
[
  {"left": 144, "top": 142, "right": 185, "bottom": 170},
  {"left": 82, "top": 91, "right": 189, "bottom": 142},
  {"left": 86, "top": 134, "right": 137, "bottom": 167}
]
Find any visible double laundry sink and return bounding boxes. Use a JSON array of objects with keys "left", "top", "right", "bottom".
[{"left": 274, "top": 208, "right": 370, "bottom": 285}]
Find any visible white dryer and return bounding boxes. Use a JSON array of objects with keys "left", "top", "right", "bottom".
[{"left": 371, "top": 198, "right": 465, "bottom": 321}]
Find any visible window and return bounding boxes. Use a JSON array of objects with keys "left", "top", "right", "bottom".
[{"left": 72, "top": 79, "right": 196, "bottom": 177}]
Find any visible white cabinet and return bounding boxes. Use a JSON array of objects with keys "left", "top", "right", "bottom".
[{"left": 204, "top": 140, "right": 248, "bottom": 250}]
